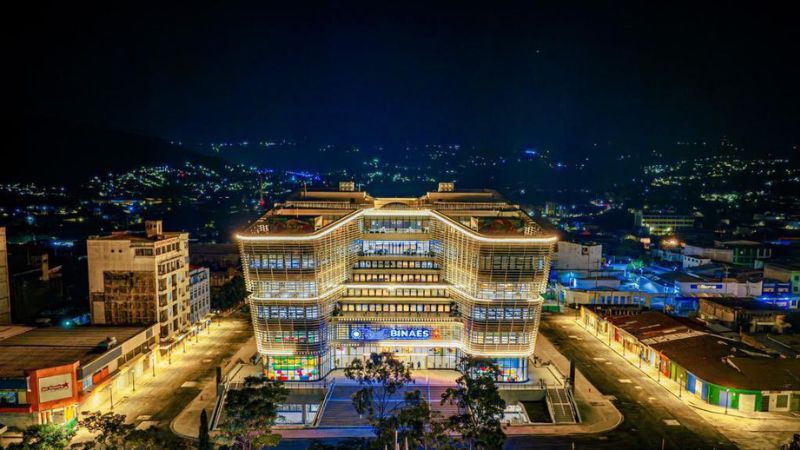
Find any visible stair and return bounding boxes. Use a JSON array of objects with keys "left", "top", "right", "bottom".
[{"left": 546, "top": 388, "right": 577, "bottom": 424}]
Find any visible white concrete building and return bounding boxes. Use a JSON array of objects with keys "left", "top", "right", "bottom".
[
  {"left": 555, "top": 241, "right": 602, "bottom": 273},
  {"left": 188, "top": 266, "right": 211, "bottom": 326}
]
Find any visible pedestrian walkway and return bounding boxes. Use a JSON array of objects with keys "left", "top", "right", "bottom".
[
  {"left": 571, "top": 312, "right": 800, "bottom": 434},
  {"left": 502, "top": 329, "right": 623, "bottom": 435},
  {"left": 170, "top": 335, "right": 257, "bottom": 440}
]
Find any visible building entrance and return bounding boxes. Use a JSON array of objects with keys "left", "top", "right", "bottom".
[{"left": 333, "top": 345, "right": 459, "bottom": 370}]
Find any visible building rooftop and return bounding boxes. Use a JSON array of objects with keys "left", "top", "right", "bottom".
[
  {"left": 0, "top": 325, "right": 148, "bottom": 378},
  {"left": 699, "top": 297, "right": 786, "bottom": 312},
  {"left": 651, "top": 334, "right": 800, "bottom": 391},
  {"left": 240, "top": 187, "right": 551, "bottom": 239},
  {"left": 89, "top": 231, "right": 184, "bottom": 242},
  {"left": 608, "top": 311, "right": 695, "bottom": 342}
]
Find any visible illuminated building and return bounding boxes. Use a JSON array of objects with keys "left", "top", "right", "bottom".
[
  {"left": 0, "top": 325, "right": 158, "bottom": 428},
  {"left": 0, "top": 227, "right": 9, "bottom": 324},
  {"left": 237, "top": 183, "right": 556, "bottom": 382},
  {"left": 634, "top": 211, "right": 695, "bottom": 236},
  {"left": 87, "top": 220, "right": 190, "bottom": 345}
]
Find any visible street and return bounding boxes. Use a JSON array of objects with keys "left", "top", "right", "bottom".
[
  {"left": 74, "top": 314, "right": 253, "bottom": 441},
  {"left": 536, "top": 312, "right": 737, "bottom": 450}
]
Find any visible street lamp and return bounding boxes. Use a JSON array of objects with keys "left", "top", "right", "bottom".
[{"left": 107, "top": 385, "right": 114, "bottom": 410}]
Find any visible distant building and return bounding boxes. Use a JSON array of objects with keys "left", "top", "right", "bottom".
[
  {"left": 682, "top": 254, "right": 711, "bottom": 268},
  {"left": 555, "top": 241, "right": 602, "bottom": 274},
  {"left": 0, "top": 324, "right": 158, "bottom": 429},
  {"left": 188, "top": 266, "right": 211, "bottom": 326},
  {"left": 684, "top": 240, "right": 771, "bottom": 268},
  {"left": 763, "top": 261, "right": 800, "bottom": 296},
  {"left": 9, "top": 253, "right": 65, "bottom": 324},
  {"left": 189, "top": 243, "right": 241, "bottom": 288},
  {"left": 657, "top": 272, "right": 762, "bottom": 297},
  {"left": 87, "top": 220, "right": 190, "bottom": 344},
  {"left": 0, "top": 227, "right": 9, "bottom": 324},
  {"left": 557, "top": 285, "right": 653, "bottom": 307},
  {"left": 698, "top": 297, "right": 789, "bottom": 333},
  {"left": 634, "top": 211, "right": 695, "bottom": 236}
]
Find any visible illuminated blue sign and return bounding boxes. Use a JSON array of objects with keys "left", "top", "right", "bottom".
[{"left": 349, "top": 326, "right": 431, "bottom": 341}]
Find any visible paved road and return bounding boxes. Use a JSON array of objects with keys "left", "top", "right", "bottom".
[
  {"left": 74, "top": 313, "right": 253, "bottom": 441},
  {"left": 533, "top": 312, "right": 737, "bottom": 450}
]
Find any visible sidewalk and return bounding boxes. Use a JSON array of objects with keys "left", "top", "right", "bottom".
[
  {"left": 503, "top": 333, "right": 623, "bottom": 435},
  {"left": 170, "top": 335, "right": 257, "bottom": 439},
  {"left": 573, "top": 316, "right": 800, "bottom": 433}
]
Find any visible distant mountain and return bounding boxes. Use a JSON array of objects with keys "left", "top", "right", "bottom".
[{"left": 5, "top": 117, "right": 224, "bottom": 185}]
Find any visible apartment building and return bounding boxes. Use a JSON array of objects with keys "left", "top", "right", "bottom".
[{"left": 87, "top": 220, "right": 190, "bottom": 344}]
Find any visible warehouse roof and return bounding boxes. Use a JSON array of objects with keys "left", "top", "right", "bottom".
[
  {"left": 0, "top": 326, "right": 148, "bottom": 378},
  {"left": 651, "top": 334, "right": 800, "bottom": 391}
]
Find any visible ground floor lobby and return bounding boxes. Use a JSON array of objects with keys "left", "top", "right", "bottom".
[{"left": 264, "top": 344, "right": 530, "bottom": 383}]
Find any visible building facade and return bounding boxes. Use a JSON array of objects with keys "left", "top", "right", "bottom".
[
  {"left": 237, "top": 184, "right": 556, "bottom": 382},
  {"left": 0, "top": 227, "right": 10, "bottom": 324},
  {"left": 0, "top": 325, "right": 158, "bottom": 429},
  {"left": 634, "top": 211, "right": 695, "bottom": 236},
  {"left": 763, "top": 262, "right": 800, "bottom": 296},
  {"left": 554, "top": 241, "right": 602, "bottom": 274},
  {"left": 87, "top": 220, "right": 190, "bottom": 344},
  {"left": 188, "top": 266, "right": 211, "bottom": 325},
  {"left": 579, "top": 308, "right": 800, "bottom": 413}
]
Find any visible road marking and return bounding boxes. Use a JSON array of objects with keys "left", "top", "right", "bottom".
[
  {"left": 648, "top": 396, "right": 656, "bottom": 402},
  {"left": 664, "top": 419, "right": 681, "bottom": 426},
  {"left": 605, "top": 361, "right": 613, "bottom": 365},
  {"left": 592, "top": 357, "right": 606, "bottom": 361},
  {"left": 180, "top": 381, "right": 198, "bottom": 388},
  {"left": 634, "top": 386, "right": 643, "bottom": 390},
  {"left": 618, "top": 379, "right": 632, "bottom": 383}
]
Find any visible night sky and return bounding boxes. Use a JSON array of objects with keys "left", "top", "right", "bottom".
[{"left": 9, "top": 2, "right": 799, "bottom": 151}]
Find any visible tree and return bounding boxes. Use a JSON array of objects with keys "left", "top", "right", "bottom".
[
  {"left": 125, "top": 427, "right": 191, "bottom": 450},
  {"left": 442, "top": 357, "right": 507, "bottom": 450},
  {"left": 71, "top": 411, "right": 189, "bottom": 450},
  {"left": 74, "top": 411, "right": 134, "bottom": 449},
  {"left": 212, "top": 275, "right": 248, "bottom": 311},
  {"left": 343, "top": 352, "right": 451, "bottom": 449},
  {"left": 6, "top": 423, "right": 75, "bottom": 450},
  {"left": 215, "top": 375, "right": 288, "bottom": 449},
  {"left": 344, "top": 352, "right": 413, "bottom": 447},
  {"left": 198, "top": 409, "right": 211, "bottom": 450}
]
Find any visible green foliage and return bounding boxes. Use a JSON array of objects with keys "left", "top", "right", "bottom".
[
  {"left": 442, "top": 357, "right": 507, "bottom": 450},
  {"left": 124, "top": 428, "right": 190, "bottom": 450},
  {"left": 215, "top": 375, "right": 288, "bottom": 449},
  {"left": 73, "top": 411, "right": 134, "bottom": 449},
  {"left": 344, "top": 352, "right": 451, "bottom": 449},
  {"left": 5, "top": 423, "right": 75, "bottom": 450},
  {"left": 70, "top": 411, "right": 189, "bottom": 450},
  {"left": 211, "top": 275, "right": 248, "bottom": 310},
  {"left": 198, "top": 409, "right": 211, "bottom": 450}
]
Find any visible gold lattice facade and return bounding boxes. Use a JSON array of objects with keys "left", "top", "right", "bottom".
[{"left": 237, "top": 184, "right": 556, "bottom": 382}]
